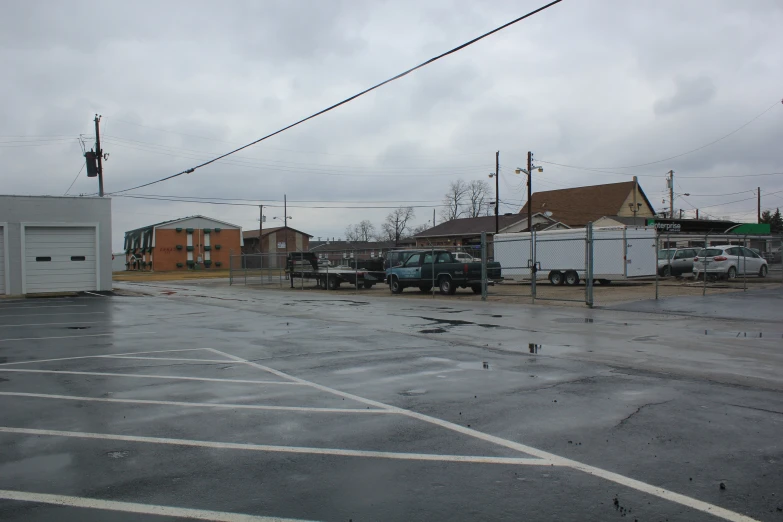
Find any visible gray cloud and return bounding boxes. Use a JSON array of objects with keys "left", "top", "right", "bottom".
[
  {"left": 1, "top": 0, "right": 781, "bottom": 248},
  {"left": 654, "top": 76, "right": 716, "bottom": 116}
]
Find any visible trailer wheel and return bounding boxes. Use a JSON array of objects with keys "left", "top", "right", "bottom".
[
  {"left": 363, "top": 282, "right": 374, "bottom": 289},
  {"left": 548, "top": 271, "right": 564, "bottom": 285},
  {"left": 471, "top": 284, "right": 482, "bottom": 294},
  {"left": 418, "top": 284, "right": 432, "bottom": 293},
  {"left": 390, "top": 276, "right": 404, "bottom": 294},
  {"left": 327, "top": 276, "right": 340, "bottom": 290},
  {"left": 565, "top": 271, "right": 580, "bottom": 286},
  {"left": 598, "top": 279, "right": 611, "bottom": 285},
  {"left": 439, "top": 276, "right": 456, "bottom": 295}
]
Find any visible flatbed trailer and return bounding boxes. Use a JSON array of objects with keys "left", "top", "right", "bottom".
[{"left": 286, "top": 253, "right": 385, "bottom": 290}]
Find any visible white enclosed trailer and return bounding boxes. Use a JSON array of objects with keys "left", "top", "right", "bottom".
[{"left": 493, "top": 226, "right": 656, "bottom": 285}]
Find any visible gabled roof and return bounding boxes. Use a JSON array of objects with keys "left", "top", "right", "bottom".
[
  {"left": 243, "top": 226, "right": 313, "bottom": 239},
  {"left": 309, "top": 240, "right": 397, "bottom": 252},
  {"left": 519, "top": 181, "right": 655, "bottom": 227},
  {"left": 124, "top": 215, "right": 241, "bottom": 236},
  {"left": 414, "top": 215, "right": 527, "bottom": 238}
]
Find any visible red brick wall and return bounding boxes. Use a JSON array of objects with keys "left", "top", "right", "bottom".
[{"left": 152, "top": 228, "right": 241, "bottom": 271}]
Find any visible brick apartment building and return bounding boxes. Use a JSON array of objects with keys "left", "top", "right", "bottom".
[{"left": 124, "top": 216, "right": 242, "bottom": 271}]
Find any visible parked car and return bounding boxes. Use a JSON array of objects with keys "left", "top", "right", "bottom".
[
  {"left": 693, "top": 245, "right": 769, "bottom": 280},
  {"left": 657, "top": 248, "right": 698, "bottom": 277},
  {"left": 453, "top": 251, "right": 477, "bottom": 263},
  {"left": 386, "top": 249, "right": 502, "bottom": 295},
  {"left": 763, "top": 246, "right": 782, "bottom": 264}
]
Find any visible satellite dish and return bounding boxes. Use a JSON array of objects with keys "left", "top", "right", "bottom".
[{"left": 543, "top": 211, "right": 553, "bottom": 218}]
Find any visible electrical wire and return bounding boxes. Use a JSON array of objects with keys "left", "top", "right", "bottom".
[
  {"left": 64, "top": 163, "right": 86, "bottom": 195},
  {"left": 124, "top": 193, "right": 443, "bottom": 204},
  {"left": 102, "top": 135, "right": 490, "bottom": 173},
  {"left": 110, "top": 118, "right": 489, "bottom": 159},
  {"left": 538, "top": 98, "right": 781, "bottom": 170},
  {"left": 114, "top": 194, "right": 448, "bottom": 209},
  {"left": 104, "top": 0, "right": 563, "bottom": 196}
]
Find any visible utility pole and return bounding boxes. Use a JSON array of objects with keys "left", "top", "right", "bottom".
[
  {"left": 258, "top": 205, "right": 264, "bottom": 254},
  {"left": 284, "top": 194, "right": 288, "bottom": 256},
  {"left": 667, "top": 170, "right": 674, "bottom": 219},
  {"left": 696, "top": 209, "right": 699, "bottom": 219},
  {"left": 433, "top": 208, "right": 435, "bottom": 227},
  {"left": 758, "top": 187, "right": 761, "bottom": 224},
  {"left": 632, "top": 176, "right": 638, "bottom": 226},
  {"left": 679, "top": 209, "right": 683, "bottom": 219},
  {"left": 94, "top": 115, "right": 104, "bottom": 197},
  {"left": 495, "top": 151, "right": 500, "bottom": 234},
  {"left": 527, "top": 151, "right": 533, "bottom": 232}
]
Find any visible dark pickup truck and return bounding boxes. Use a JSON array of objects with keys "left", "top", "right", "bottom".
[{"left": 385, "top": 249, "right": 502, "bottom": 295}]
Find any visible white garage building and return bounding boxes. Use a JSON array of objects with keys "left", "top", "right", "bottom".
[{"left": 0, "top": 195, "right": 112, "bottom": 296}]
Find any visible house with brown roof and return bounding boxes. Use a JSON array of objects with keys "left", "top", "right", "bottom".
[
  {"left": 519, "top": 181, "right": 655, "bottom": 227},
  {"left": 413, "top": 213, "right": 568, "bottom": 257}
]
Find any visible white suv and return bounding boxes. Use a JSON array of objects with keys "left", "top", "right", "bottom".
[{"left": 693, "top": 245, "right": 769, "bottom": 280}]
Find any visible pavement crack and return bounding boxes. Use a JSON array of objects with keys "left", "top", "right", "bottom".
[
  {"left": 615, "top": 400, "right": 672, "bottom": 428},
  {"left": 724, "top": 403, "right": 783, "bottom": 416}
]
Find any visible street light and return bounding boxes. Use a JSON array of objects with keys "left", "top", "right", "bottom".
[{"left": 515, "top": 160, "right": 544, "bottom": 232}]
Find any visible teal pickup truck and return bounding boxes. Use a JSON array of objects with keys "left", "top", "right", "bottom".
[{"left": 385, "top": 249, "right": 502, "bottom": 295}]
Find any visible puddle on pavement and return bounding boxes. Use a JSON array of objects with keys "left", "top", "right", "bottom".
[
  {"left": 420, "top": 328, "right": 447, "bottom": 334},
  {"left": 415, "top": 316, "right": 507, "bottom": 331},
  {"left": 702, "top": 330, "right": 782, "bottom": 339},
  {"left": 554, "top": 317, "right": 595, "bottom": 324},
  {"left": 456, "top": 361, "right": 494, "bottom": 370},
  {"left": 398, "top": 389, "right": 427, "bottom": 396},
  {"left": 284, "top": 299, "right": 369, "bottom": 307},
  {"left": 65, "top": 326, "right": 91, "bottom": 330}
]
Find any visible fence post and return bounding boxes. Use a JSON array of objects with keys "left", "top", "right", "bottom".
[
  {"left": 654, "top": 235, "right": 659, "bottom": 300},
  {"left": 586, "top": 222, "right": 594, "bottom": 308},
  {"left": 431, "top": 246, "right": 435, "bottom": 299},
  {"left": 702, "top": 233, "right": 708, "bottom": 296},
  {"left": 481, "top": 231, "right": 488, "bottom": 301},
  {"left": 355, "top": 249, "right": 359, "bottom": 293},
  {"left": 229, "top": 250, "right": 234, "bottom": 285},
  {"left": 667, "top": 232, "right": 672, "bottom": 277},
  {"left": 743, "top": 235, "right": 747, "bottom": 292},
  {"left": 531, "top": 229, "right": 537, "bottom": 304}
]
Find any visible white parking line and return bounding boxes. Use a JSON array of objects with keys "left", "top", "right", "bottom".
[
  {"left": 206, "top": 348, "right": 760, "bottom": 522},
  {"left": 103, "top": 356, "right": 245, "bottom": 363},
  {"left": 0, "top": 332, "right": 155, "bottom": 343},
  {"left": 0, "top": 304, "right": 87, "bottom": 306},
  {"left": 0, "top": 427, "right": 550, "bottom": 466},
  {"left": 0, "top": 489, "right": 316, "bottom": 522},
  {"left": 0, "top": 368, "right": 306, "bottom": 385},
  {"left": 0, "top": 348, "right": 222, "bottom": 367},
  {"left": 0, "top": 321, "right": 105, "bottom": 329},
  {"left": 0, "top": 392, "right": 392, "bottom": 414},
  {"left": 0, "top": 312, "right": 104, "bottom": 318}
]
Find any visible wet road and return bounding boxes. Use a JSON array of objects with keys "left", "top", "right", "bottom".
[{"left": 0, "top": 283, "right": 781, "bottom": 521}]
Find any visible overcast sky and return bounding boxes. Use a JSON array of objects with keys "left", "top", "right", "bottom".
[{"left": 2, "top": 0, "right": 781, "bottom": 250}]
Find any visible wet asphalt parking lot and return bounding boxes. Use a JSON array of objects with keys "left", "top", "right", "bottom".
[{"left": 0, "top": 282, "right": 782, "bottom": 521}]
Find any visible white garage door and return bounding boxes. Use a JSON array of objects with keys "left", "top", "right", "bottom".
[
  {"left": 0, "top": 226, "right": 6, "bottom": 295},
  {"left": 24, "top": 226, "right": 97, "bottom": 293}
]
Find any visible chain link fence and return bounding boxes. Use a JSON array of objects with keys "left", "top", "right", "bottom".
[{"left": 228, "top": 229, "right": 782, "bottom": 306}]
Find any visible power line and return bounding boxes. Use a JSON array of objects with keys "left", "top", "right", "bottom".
[
  {"left": 105, "top": 0, "right": 563, "bottom": 196},
  {"left": 126, "top": 193, "right": 442, "bottom": 204},
  {"left": 538, "top": 98, "right": 781, "bottom": 170},
  {"left": 115, "top": 194, "right": 447, "bottom": 209},
  {"left": 102, "top": 135, "right": 490, "bottom": 174},
  {"left": 110, "top": 118, "right": 488, "bottom": 159},
  {"left": 537, "top": 161, "right": 783, "bottom": 180},
  {"left": 64, "top": 163, "right": 86, "bottom": 195}
]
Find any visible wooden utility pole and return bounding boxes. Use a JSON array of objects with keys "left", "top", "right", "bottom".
[
  {"left": 258, "top": 205, "right": 264, "bottom": 254},
  {"left": 758, "top": 187, "right": 761, "bottom": 224},
  {"left": 667, "top": 170, "right": 674, "bottom": 219},
  {"left": 94, "top": 115, "right": 104, "bottom": 197},
  {"left": 284, "top": 194, "right": 288, "bottom": 256},
  {"left": 527, "top": 151, "right": 533, "bottom": 232},
  {"left": 696, "top": 209, "right": 699, "bottom": 219},
  {"left": 494, "top": 151, "right": 500, "bottom": 234}
]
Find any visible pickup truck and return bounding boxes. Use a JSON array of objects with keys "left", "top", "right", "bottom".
[{"left": 385, "top": 249, "right": 502, "bottom": 295}]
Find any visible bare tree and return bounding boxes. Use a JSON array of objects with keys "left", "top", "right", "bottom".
[
  {"left": 410, "top": 222, "right": 431, "bottom": 236},
  {"left": 380, "top": 206, "right": 415, "bottom": 245},
  {"left": 344, "top": 219, "right": 377, "bottom": 242},
  {"left": 466, "top": 179, "right": 491, "bottom": 218},
  {"left": 440, "top": 179, "right": 468, "bottom": 222}
]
